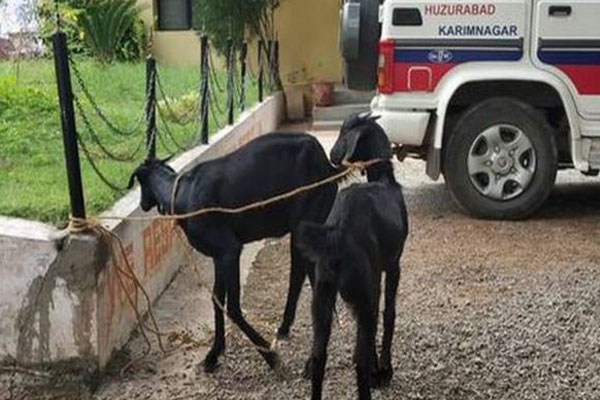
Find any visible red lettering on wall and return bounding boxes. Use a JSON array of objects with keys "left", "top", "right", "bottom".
[
  {"left": 104, "top": 241, "right": 135, "bottom": 342},
  {"left": 143, "top": 225, "right": 154, "bottom": 274},
  {"left": 143, "top": 219, "right": 177, "bottom": 276},
  {"left": 104, "top": 219, "right": 179, "bottom": 341},
  {"left": 153, "top": 220, "right": 162, "bottom": 268}
]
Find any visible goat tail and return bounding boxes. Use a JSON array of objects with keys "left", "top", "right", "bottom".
[{"left": 296, "top": 221, "right": 337, "bottom": 262}]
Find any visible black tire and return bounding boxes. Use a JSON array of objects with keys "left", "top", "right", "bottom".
[
  {"left": 343, "top": 0, "right": 380, "bottom": 91},
  {"left": 443, "top": 97, "right": 558, "bottom": 220}
]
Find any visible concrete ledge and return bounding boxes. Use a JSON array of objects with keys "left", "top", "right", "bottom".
[{"left": 0, "top": 92, "right": 285, "bottom": 369}]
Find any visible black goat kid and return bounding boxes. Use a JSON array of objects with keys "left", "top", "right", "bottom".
[
  {"left": 128, "top": 133, "right": 337, "bottom": 372},
  {"left": 298, "top": 114, "right": 408, "bottom": 400}
]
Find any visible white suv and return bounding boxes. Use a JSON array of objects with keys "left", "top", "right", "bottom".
[{"left": 341, "top": 0, "right": 600, "bottom": 219}]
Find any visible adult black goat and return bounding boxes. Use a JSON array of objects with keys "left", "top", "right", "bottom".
[
  {"left": 128, "top": 133, "right": 337, "bottom": 372},
  {"left": 298, "top": 114, "right": 408, "bottom": 400}
]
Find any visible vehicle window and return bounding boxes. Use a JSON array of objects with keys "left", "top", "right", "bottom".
[
  {"left": 158, "top": 0, "right": 193, "bottom": 31},
  {"left": 393, "top": 8, "right": 423, "bottom": 26}
]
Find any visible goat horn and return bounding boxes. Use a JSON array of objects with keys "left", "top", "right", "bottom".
[{"left": 358, "top": 111, "right": 372, "bottom": 121}]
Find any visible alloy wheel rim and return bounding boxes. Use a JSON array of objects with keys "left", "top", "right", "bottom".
[{"left": 467, "top": 124, "right": 536, "bottom": 201}]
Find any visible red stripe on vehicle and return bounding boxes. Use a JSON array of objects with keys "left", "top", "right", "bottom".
[{"left": 554, "top": 65, "right": 600, "bottom": 95}]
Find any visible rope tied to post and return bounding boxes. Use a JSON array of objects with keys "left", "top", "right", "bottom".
[{"left": 68, "top": 217, "right": 205, "bottom": 376}]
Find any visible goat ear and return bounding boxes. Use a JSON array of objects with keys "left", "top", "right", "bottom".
[
  {"left": 159, "top": 155, "right": 174, "bottom": 164},
  {"left": 368, "top": 114, "right": 381, "bottom": 122},
  {"left": 343, "top": 128, "right": 363, "bottom": 162},
  {"left": 127, "top": 172, "right": 137, "bottom": 189},
  {"left": 341, "top": 113, "right": 362, "bottom": 134},
  {"left": 296, "top": 222, "right": 335, "bottom": 261}
]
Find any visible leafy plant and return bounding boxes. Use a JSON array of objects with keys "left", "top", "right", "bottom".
[
  {"left": 116, "top": 16, "right": 146, "bottom": 62},
  {"left": 158, "top": 91, "right": 199, "bottom": 125},
  {"left": 78, "top": 0, "right": 141, "bottom": 63},
  {"left": 37, "top": 0, "right": 146, "bottom": 62},
  {"left": 37, "top": 0, "right": 86, "bottom": 55}
]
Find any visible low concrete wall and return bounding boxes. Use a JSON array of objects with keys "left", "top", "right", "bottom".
[
  {"left": 0, "top": 220, "right": 104, "bottom": 369},
  {"left": 0, "top": 93, "right": 285, "bottom": 369}
]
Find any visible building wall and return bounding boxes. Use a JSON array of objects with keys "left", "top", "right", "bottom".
[
  {"left": 273, "top": 0, "right": 343, "bottom": 87},
  {"left": 138, "top": 0, "right": 343, "bottom": 86},
  {"left": 138, "top": 0, "right": 203, "bottom": 66}
]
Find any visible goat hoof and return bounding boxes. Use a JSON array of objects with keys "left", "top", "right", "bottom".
[
  {"left": 271, "top": 354, "right": 291, "bottom": 381},
  {"left": 202, "top": 353, "right": 220, "bottom": 374},
  {"left": 263, "top": 350, "right": 281, "bottom": 371},
  {"left": 372, "top": 367, "right": 392, "bottom": 388},
  {"left": 276, "top": 327, "right": 291, "bottom": 340}
]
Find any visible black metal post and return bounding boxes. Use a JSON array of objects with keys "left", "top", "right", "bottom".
[
  {"left": 274, "top": 40, "right": 280, "bottom": 87},
  {"left": 52, "top": 31, "right": 86, "bottom": 220},
  {"left": 258, "top": 39, "right": 264, "bottom": 102},
  {"left": 145, "top": 57, "right": 157, "bottom": 158},
  {"left": 267, "top": 40, "right": 274, "bottom": 90},
  {"left": 240, "top": 42, "right": 248, "bottom": 112},
  {"left": 226, "top": 38, "right": 234, "bottom": 125},
  {"left": 200, "top": 35, "right": 209, "bottom": 144}
]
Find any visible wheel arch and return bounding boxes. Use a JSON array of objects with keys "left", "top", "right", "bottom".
[{"left": 426, "top": 66, "right": 582, "bottom": 179}]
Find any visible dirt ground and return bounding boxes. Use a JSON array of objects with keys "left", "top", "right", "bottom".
[{"left": 3, "top": 145, "right": 600, "bottom": 399}]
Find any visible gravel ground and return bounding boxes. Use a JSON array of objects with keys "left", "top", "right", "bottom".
[{"left": 3, "top": 142, "right": 600, "bottom": 399}]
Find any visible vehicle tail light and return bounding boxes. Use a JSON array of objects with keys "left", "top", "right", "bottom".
[{"left": 377, "top": 40, "right": 395, "bottom": 94}]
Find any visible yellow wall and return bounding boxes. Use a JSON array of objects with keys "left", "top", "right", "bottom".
[
  {"left": 138, "top": 0, "right": 204, "bottom": 66},
  {"left": 273, "top": 0, "right": 343, "bottom": 86},
  {"left": 138, "top": 0, "right": 343, "bottom": 85},
  {"left": 138, "top": 0, "right": 153, "bottom": 28},
  {"left": 152, "top": 31, "right": 202, "bottom": 66}
]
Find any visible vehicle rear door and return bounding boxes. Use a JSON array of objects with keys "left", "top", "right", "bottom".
[{"left": 533, "top": 0, "right": 600, "bottom": 119}]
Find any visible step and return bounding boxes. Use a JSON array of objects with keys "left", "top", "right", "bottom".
[
  {"left": 312, "top": 119, "right": 345, "bottom": 131},
  {"left": 313, "top": 103, "right": 371, "bottom": 124},
  {"left": 331, "top": 87, "right": 375, "bottom": 105}
]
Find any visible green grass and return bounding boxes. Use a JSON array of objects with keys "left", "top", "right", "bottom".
[{"left": 0, "top": 59, "right": 258, "bottom": 225}]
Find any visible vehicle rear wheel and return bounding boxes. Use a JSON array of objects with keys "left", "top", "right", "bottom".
[{"left": 443, "top": 98, "right": 558, "bottom": 220}]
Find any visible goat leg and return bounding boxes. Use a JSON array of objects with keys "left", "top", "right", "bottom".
[
  {"left": 351, "top": 274, "right": 380, "bottom": 385},
  {"left": 223, "top": 255, "right": 280, "bottom": 371},
  {"left": 203, "top": 263, "right": 227, "bottom": 373},
  {"left": 378, "top": 265, "right": 400, "bottom": 386},
  {"left": 356, "top": 309, "right": 376, "bottom": 400},
  {"left": 307, "top": 283, "right": 336, "bottom": 400},
  {"left": 277, "top": 242, "right": 308, "bottom": 339},
  {"left": 370, "top": 275, "right": 382, "bottom": 388}
]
